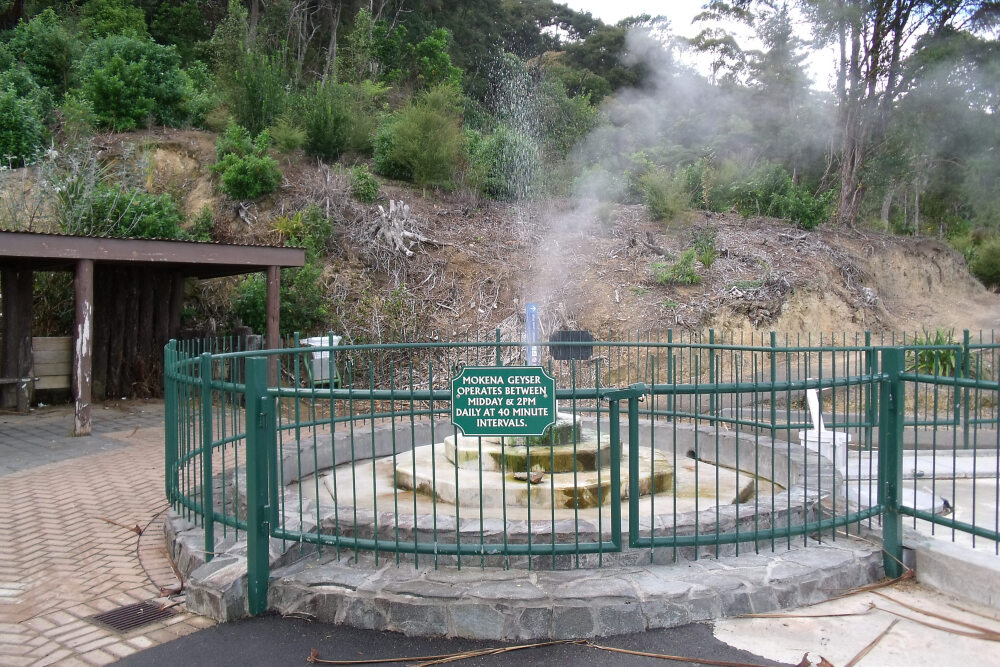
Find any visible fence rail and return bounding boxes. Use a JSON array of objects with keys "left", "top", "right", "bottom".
[{"left": 164, "top": 329, "right": 1000, "bottom": 615}]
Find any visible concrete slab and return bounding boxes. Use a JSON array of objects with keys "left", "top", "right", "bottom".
[{"left": 714, "top": 579, "right": 1000, "bottom": 667}]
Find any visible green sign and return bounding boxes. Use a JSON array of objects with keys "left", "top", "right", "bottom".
[{"left": 451, "top": 366, "right": 556, "bottom": 437}]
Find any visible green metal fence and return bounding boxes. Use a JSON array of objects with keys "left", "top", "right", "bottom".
[{"left": 164, "top": 330, "right": 1000, "bottom": 616}]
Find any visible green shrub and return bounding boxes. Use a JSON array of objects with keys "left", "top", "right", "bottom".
[
  {"left": 303, "top": 84, "right": 349, "bottom": 161},
  {"left": 183, "top": 61, "right": 219, "bottom": 128},
  {"left": 269, "top": 116, "right": 306, "bottom": 153},
  {"left": 771, "top": 186, "right": 833, "bottom": 230},
  {"left": 373, "top": 121, "right": 411, "bottom": 180},
  {"left": 0, "top": 88, "right": 46, "bottom": 167},
  {"left": 234, "top": 262, "right": 329, "bottom": 335},
  {"left": 971, "top": 239, "right": 1000, "bottom": 288},
  {"left": 640, "top": 167, "right": 690, "bottom": 221},
  {"left": 377, "top": 84, "right": 464, "bottom": 188},
  {"left": 0, "top": 65, "right": 54, "bottom": 115},
  {"left": 692, "top": 228, "right": 718, "bottom": 268},
  {"left": 74, "top": 36, "right": 194, "bottom": 130},
  {"left": 536, "top": 77, "right": 598, "bottom": 160},
  {"left": 685, "top": 160, "right": 833, "bottom": 229},
  {"left": 211, "top": 123, "right": 282, "bottom": 200},
  {"left": 80, "top": 0, "right": 149, "bottom": 39},
  {"left": 412, "top": 28, "right": 462, "bottom": 89},
  {"left": 350, "top": 165, "right": 380, "bottom": 203},
  {"left": 270, "top": 205, "right": 331, "bottom": 259},
  {"left": 226, "top": 50, "right": 287, "bottom": 135},
  {"left": 5, "top": 9, "right": 78, "bottom": 95},
  {"left": 906, "top": 329, "right": 961, "bottom": 377},
  {"left": 652, "top": 249, "right": 701, "bottom": 285},
  {"left": 186, "top": 205, "right": 215, "bottom": 241},
  {"left": 55, "top": 92, "right": 98, "bottom": 142},
  {"left": 467, "top": 124, "right": 539, "bottom": 200},
  {"left": 64, "top": 184, "right": 184, "bottom": 238},
  {"left": 340, "top": 81, "right": 388, "bottom": 155}
]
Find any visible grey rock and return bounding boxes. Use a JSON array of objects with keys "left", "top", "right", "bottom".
[
  {"left": 388, "top": 600, "right": 447, "bottom": 636},
  {"left": 552, "top": 606, "right": 595, "bottom": 639}
]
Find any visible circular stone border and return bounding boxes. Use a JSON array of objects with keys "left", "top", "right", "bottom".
[
  {"left": 167, "top": 418, "right": 884, "bottom": 638},
  {"left": 238, "top": 418, "right": 845, "bottom": 568}
]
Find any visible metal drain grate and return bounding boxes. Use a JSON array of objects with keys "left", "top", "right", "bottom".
[{"left": 88, "top": 600, "right": 177, "bottom": 633}]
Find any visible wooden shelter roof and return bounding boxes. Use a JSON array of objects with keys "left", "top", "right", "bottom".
[{"left": 0, "top": 231, "right": 305, "bottom": 277}]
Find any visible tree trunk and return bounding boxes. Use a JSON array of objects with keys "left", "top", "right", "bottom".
[
  {"left": 322, "top": 1, "right": 342, "bottom": 88},
  {"left": 248, "top": 0, "right": 260, "bottom": 47},
  {"left": 880, "top": 186, "right": 893, "bottom": 230}
]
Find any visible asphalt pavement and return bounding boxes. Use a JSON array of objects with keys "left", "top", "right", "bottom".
[{"left": 116, "top": 615, "right": 791, "bottom": 667}]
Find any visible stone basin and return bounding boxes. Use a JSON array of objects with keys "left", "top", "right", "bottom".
[{"left": 393, "top": 444, "right": 674, "bottom": 509}]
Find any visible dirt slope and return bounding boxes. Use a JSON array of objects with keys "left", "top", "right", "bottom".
[{"left": 127, "top": 130, "right": 1000, "bottom": 339}]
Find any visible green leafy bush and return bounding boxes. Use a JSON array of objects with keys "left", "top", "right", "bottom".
[
  {"left": 906, "top": 329, "right": 961, "bottom": 377},
  {"left": 640, "top": 167, "right": 690, "bottom": 221},
  {"left": 80, "top": 0, "right": 149, "bottom": 39},
  {"left": 303, "top": 84, "right": 349, "bottom": 161},
  {"left": 186, "top": 205, "right": 215, "bottom": 241},
  {"left": 467, "top": 124, "right": 539, "bottom": 200},
  {"left": 412, "top": 28, "right": 462, "bottom": 89},
  {"left": 55, "top": 92, "right": 98, "bottom": 142},
  {"left": 375, "top": 85, "right": 464, "bottom": 188},
  {"left": 211, "top": 123, "right": 282, "bottom": 200},
  {"left": 653, "top": 249, "right": 701, "bottom": 285},
  {"left": 4, "top": 9, "right": 78, "bottom": 95},
  {"left": 338, "top": 81, "right": 387, "bottom": 155},
  {"left": 0, "top": 65, "right": 54, "bottom": 115},
  {"left": 74, "top": 36, "right": 194, "bottom": 130},
  {"left": 971, "top": 239, "right": 1000, "bottom": 288},
  {"left": 0, "top": 88, "right": 46, "bottom": 167},
  {"left": 692, "top": 228, "right": 718, "bottom": 268},
  {"left": 373, "top": 122, "right": 411, "bottom": 180},
  {"left": 269, "top": 116, "right": 306, "bottom": 153},
  {"left": 350, "top": 165, "right": 380, "bottom": 203},
  {"left": 683, "top": 160, "right": 832, "bottom": 229},
  {"left": 226, "top": 51, "right": 287, "bottom": 135},
  {"left": 183, "top": 61, "right": 219, "bottom": 128},
  {"left": 270, "top": 205, "right": 331, "bottom": 259},
  {"left": 234, "top": 262, "right": 329, "bottom": 336},
  {"left": 64, "top": 184, "right": 184, "bottom": 238},
  {"left": 536, "top": 78, "right": 598, "bottom": 160}
]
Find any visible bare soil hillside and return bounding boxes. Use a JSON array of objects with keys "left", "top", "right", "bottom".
[{"left": 103, "top": 129, "right": 1000, "bottom": 340}]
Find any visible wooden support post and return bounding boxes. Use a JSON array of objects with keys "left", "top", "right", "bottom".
[
  {"left": 1, "top": 266, "right": 34, "bottom": 412},
  {"left": 265, "top": 265, "right": 280, "bottom": 385},
  {"left": 74, "top": 259, "right": 94, "bottom": 436}
]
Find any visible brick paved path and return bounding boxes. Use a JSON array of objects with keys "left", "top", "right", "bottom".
[{"left": 0, "top": 402, "right": 213, "bottom": 665}]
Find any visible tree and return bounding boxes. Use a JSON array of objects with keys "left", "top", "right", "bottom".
[{"left": 793, "top": 0, "right": 998, "bottom": 225}]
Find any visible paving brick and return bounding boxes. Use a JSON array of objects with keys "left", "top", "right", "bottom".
[
  {"left": 80, "top": 647, "right": 117, "bottom": 665},
  {"left": 34, "top": 648, "right": 73, "bottom": 666},
  {"left": 0, "top": 402, "right": 217, "bottom": 664},
  {"left": 103, "top": 641, "right": 138, "bottom": 658}
]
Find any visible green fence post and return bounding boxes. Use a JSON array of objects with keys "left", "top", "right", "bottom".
[
  {"left": 200, "top": 353, "right": 214, "bottom": 562},
  {"left": 627, "top": 392, "right": 640, "bottom": 547},
  {"left": 962, "top": 329, "right": 970, "bottom": 449},
  {"left": 164, "top": 341, "right": 178, "bottom": 503},
  {"left": 608, "top": 399, "right": 622, "bottom": 551},
  {"left": 245, "top": 356, "right": 275, "bottom": 616},
  {"left": 878, "top": 347, "right": 905, "bottom": 578},
  {"left": 864, "top": 331, "right": 874, "bottom": 451}
]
